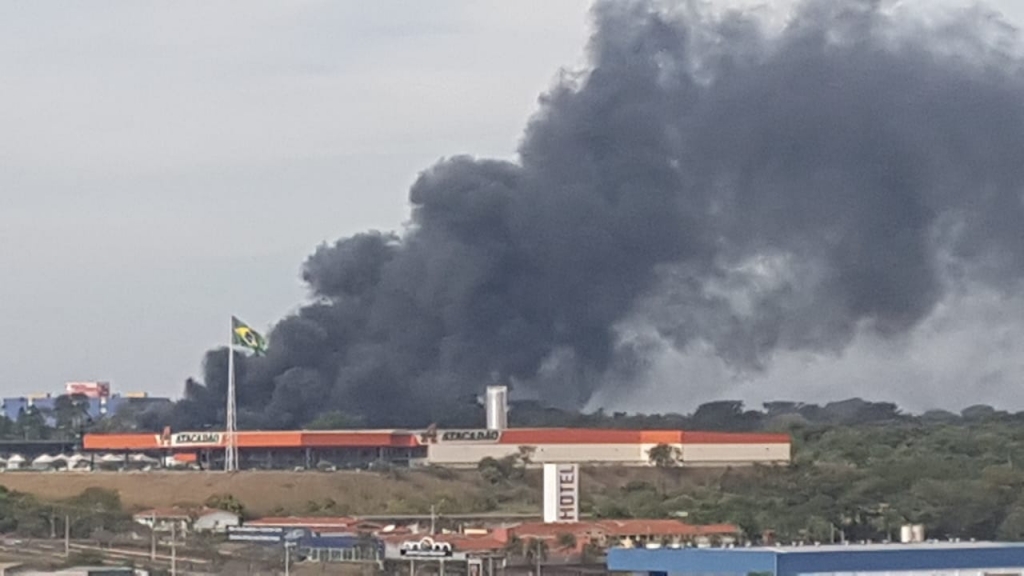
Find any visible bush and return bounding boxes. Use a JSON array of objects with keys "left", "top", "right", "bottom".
[
  {"left": 420, "top": 465, "right": 457, "bottom": 481},
  {"left": 647, "top": 443, "right": 681, "bottom": 467},
  {"left": 65, "top": 549, "right": 105, "bottom": 567},
  {"left": 477, "top": 454, "right": 524, "bottom": 485},
  {"left": 205, "top": 494, "right": 246, "bottom": 517}
]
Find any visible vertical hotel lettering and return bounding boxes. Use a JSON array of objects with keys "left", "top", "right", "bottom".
[
  {"left": 543, "top": 463, "right": 580, "bottom": 523},
  {"left": 557, "top": 464, "right": 578, "bottom": 521}
]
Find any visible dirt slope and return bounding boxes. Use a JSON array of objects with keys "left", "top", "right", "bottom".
[
  {"left": 0, "top": 466, "right": 731, "bottom": 516},
  {"left": 0, "top": 469, "right": 487, "bottom": 516}
]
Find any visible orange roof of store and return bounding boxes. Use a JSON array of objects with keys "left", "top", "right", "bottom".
[{"left": 83, "top": 428, "right": 789, "bottom": 451}]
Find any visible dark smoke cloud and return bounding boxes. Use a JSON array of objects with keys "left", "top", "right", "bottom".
[{"left": 181, "top": 0, "right": 1024, "bottom": 428}]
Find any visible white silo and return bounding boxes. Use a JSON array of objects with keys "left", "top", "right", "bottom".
[
  {"left": 911, "top": 524, "right": 925, "bottom": 543},
  {"left": 485, "top": 385, "right": 508, "bottom": 430},
  {"left": 900, "top": 525, "right": 913, "bottom": 543}
]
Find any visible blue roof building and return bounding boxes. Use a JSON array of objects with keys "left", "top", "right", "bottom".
[{"left": 607, "top": 542, "right": 1024, "bottom": 576}]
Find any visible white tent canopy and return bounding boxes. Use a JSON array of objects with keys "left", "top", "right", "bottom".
[{"left": 31, "top": 454, "right": 56, "bottom": 468}]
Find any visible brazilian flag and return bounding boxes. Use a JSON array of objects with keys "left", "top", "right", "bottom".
[{"left": 232, "top": 316, "right": 268, "bottom": 355}]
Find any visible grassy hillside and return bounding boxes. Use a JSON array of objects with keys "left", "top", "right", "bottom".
[{"left": 0, "top": 466, "right": 730, "bottom": 518}]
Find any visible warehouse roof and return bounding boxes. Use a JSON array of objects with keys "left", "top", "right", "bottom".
[
  {"left": 607, "top": 542, "right": 1024, "bottom": 575},
  {"left": 83, "top": 427, "right": 789, "bottom": 451}
]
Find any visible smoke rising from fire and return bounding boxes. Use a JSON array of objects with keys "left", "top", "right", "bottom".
[{"left": 182, "top": 0, "right": 1024, "bottom": 428}]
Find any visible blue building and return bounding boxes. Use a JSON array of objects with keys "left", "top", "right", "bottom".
[
  {"left": 2, "top": 394, "right": 170, "bottom": 426},
  {"left": 608, "top": 542, "right": 1024, "bottom": 576}
]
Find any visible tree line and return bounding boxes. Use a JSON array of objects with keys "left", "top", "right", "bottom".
[
  {"left": 582, "top": 402, "right": 1024, "bottom": 544},
  {"left": 5, "top": 392, "right": 1018, "bottom": 437},
  {"left": 8, "top": 395, "right": 1024, "bottom": 544}
]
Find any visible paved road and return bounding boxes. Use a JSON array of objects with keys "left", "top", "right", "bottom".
[{"left": 0, "top": 538, "right": 214, "bottom": 574}]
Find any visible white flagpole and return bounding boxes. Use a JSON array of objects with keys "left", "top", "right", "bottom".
[{"left": 226, "top": 317, "right": 237, "bottom": 472}]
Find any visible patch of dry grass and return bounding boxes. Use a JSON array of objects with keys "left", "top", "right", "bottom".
[{"left": 0, "top": 466, "right": 734, "bottom": 517}]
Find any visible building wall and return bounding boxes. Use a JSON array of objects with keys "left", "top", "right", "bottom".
[
  {"left": 428, "top": 442, "right": 790, "bottom": 467},
  {"left": 609, "top": 545, "right": 1024, "bottom": 576},
  {"left": 427, "top": 443, "right": 646, "bottom": 465},
  {"left": 798, "top": 565, "right": 1024, "bottom": 569},
  {"left": 681, "top": 443, "right": 790, "bottom": 465}
]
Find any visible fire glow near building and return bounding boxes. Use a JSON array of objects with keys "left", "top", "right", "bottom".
[{"left": 81, "top": 386, "right": 790, "bottom": 470}]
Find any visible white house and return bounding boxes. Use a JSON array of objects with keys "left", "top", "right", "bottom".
[
  {"left": 133, "top": 507, "right": 240, "bottom": 535},
  {"left": 193, "top": 509, "right": 241, "bottom": 534}
]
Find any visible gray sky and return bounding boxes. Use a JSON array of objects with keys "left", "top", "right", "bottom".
[{"left": 2, "top": 1, "right": 1024, "bottom": 412}]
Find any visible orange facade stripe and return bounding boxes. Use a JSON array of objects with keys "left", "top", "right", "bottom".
[
  {"left": 638, "top": 430, "right": 686, "bottom": 444},
  {"left": 83, "top": 434, "right": 160, "bottom": 450},
  {"left": 236, "top": 431, "right": 304, "bottom": 448},
  {"left": 300, "top": 432, "right": 418, "bottom": 448},
  {"left": 681, "top": 431, "right": 790, "bottom": 444},
  {"left": 82, "top": 428, "right": 790, "bottom": 451},
  {"left": 498, "top": 428, "right": 684, "bottom": 444}
]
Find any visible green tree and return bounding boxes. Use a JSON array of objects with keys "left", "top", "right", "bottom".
[
  {"left": 998, "top": 502, "right": 1024, "bottom": 540},
  {"left": 647, "top": 443, "right": 681, "bottom": 467},
  {"left": 52, "top": 394, "right": 91, "bottom": 438},
  {"left": 516, "top": 445, "right": 537, "bottom": 466},
  {"left": 524, "top": 538, "right": 549, "bottom": 563},
  {"left": 477, "top": 454, "right": 525, "bottom": 485},
  {"left": 16, "top": 407, "right": 50, "bottom": 440},
  {"left": 205, "top": 494, "right": 246, "bottom": 517}
]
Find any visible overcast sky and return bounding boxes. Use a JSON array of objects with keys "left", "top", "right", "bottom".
[{"left": 2, "top": 1, "right": 1024, "bottom": 411}]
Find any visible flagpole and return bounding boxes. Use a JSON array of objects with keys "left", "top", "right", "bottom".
[{"left": 226, "top": 317, "right": 237, "bottom": 472}]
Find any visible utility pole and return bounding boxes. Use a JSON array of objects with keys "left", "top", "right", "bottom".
[
  {"left": 150, "top": 514, "right": 156, "bottom": 561},
  {"left": 170, "top": 522, "right": 177, "bottom": 576},
  {"left": 284, "top": 542, "right": 293, "bottom": 576},
  {"left": 535, "top": 540, "right": 541, "bottom": 576},
  {"left": 64, "top": 514, "right": 70, "bottom": 557},
  {"left": 430, "top": 505, "right": 436, "bottom": 535}
]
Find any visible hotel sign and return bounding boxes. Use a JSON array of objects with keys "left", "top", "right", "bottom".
[{"left": 543, "top": 463, "right": 579, "bottom": 523}]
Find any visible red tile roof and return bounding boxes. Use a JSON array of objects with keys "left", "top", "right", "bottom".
[
  {"left": 594, "top": 519, "right": 739, "bottom": 537},
  {"left": 246, "top": 516, "right": 359, "bottom": 530},
  {"left": 509, "top": 519, "right": 739, "bottom": 539},
  {"left": 379, "top": 531, "right": 508, "bottom": 553},
  {"left": 509, "top": 522, "right": 601, "bottom": 538},
  {"left": 133, "top": 506, "right": 223, "bottom": 520},
  {"left": 437, "top": 534, "right": 507, "bottom": 552}
]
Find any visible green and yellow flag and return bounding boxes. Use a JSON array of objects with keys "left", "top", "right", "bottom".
[{"left": 232, "top": 316, "right": 268, "bottom": 355}]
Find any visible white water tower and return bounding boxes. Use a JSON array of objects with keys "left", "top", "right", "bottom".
[{"left": 485, "top": 385, "right": 508, "bottom": 430}]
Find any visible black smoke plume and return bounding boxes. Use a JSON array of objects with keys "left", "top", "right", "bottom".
[{"left": 176, "top": 0, "right": 1024, "bottom": 429}]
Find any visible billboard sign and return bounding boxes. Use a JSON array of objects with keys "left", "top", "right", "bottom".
[
  {"left": 65, "top": 381, "right": 111, "bottom": 399},
  {"left": 170, "top": 432, "right": 223, "bottom": 447},
  {"left": 227, "top": 526, "right": 285, "bottom": 543},
  {"left": 397, "top": 537, "right": 461, "bottom": 559},
  {"left": 543, "top": 463, "right": 579, "bottom": 523},
  {"left": 227, "top": 526, "right": 311, "bottom": 544},
  {"left": 437, "top": 430, "right": 501, "bottom": 443}
]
